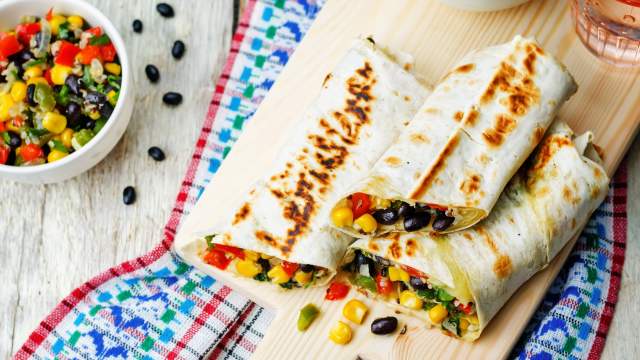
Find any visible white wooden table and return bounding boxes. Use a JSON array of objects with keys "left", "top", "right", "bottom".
[{"left": 0, "top": 1, "right": 637, "bottom": 358}]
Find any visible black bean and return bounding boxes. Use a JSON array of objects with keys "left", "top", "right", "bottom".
[
  {"left": 42, "top": 144, "right": 50, "bottom": 157},
  {"left": 397, "top": 202, "right": 414, "bottom": 218},
  {"left": 65, "top": 74, "right": 81, "bottom": 95},
  {"left": 132, "top": 19, "right": 143, "bottom": 33},
  {"left": 414, "top": 203, "right": 430, "bottom": 211},
  {"left": 300, "top": 264, "right": 315, "bottom": 273},
  {"left": 162, "top": 92, "right": 182, "bottom": 106},
  {"left": 81, "top": 115, "right": 94, "bottom": 129},
  {"left": 409, "top": 276, "right": 429, "bottom": 290},
  {"left": 257, "top": 258, "right": 271, "bottom": 272},
  {"left": 171, "top": 40, "right": 185, "bottom": 59},
  {"left": 123, "top": 186, "right": 136, "bottom": 205},
  {"left": 367, "top": 260, "right": 377, "bottom": 278},
  {"left": 86, "top": 91, "right": 106, "bottom": 105},
  {"left": 156, "top": 3, "right": 175, "bottom": 18},
  {"left": 26, "top": 84, "right": 36, "bottom": 106},
  {"left": 34, "top": 32, "right": 42, "bottom": 48},
  {"left": 373, "top": 208, "right": 399, "bottom": 225},
  {"left": 380, "top": 267, "right": 388, "bottom": 277},
  {"left": 7, "top": 132, "right": 21, "bottom": 149},
  {"left": 99, "top": 103, "right": 114, "bottom": 119},
  {"left": 147, "top": 146, "right": 165, "bottom": 161},
  {"left": 6, "top": 149, "right": 15, "bottom": 165},
  {"left": 10, "top": 49, "right": 33, "bottom": 67},
  {"left": 65, "top": 102, "right": 82, "bottom": 127},
  {"left": 432, "top": 211, "right": 455, "bottom": 231},
  {"left": 144, "top": 64, "right": 160, "bottom": 83},
  {"left": 371, "top": 317, "right": 398, "bottom": 335},
  {"left": 403, "top": 211, "right": 430, "bottom": 232}
]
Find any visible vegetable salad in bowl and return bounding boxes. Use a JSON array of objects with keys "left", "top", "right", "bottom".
[{"left": 0, "top": 8, "right": 121, "bottom": 166}]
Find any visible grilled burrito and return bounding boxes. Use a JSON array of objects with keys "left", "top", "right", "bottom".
[
  {"left": 330, "top": 36, "right": 578, "bottom": 237},
  {"left": 177, "top": 38, "right": 430, "bottom": 288},
  {"left": 340, "top": 122, "right": 609, "bottom": 340}
]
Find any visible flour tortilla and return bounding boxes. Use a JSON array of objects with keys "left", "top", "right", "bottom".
[
  {"left": 333, "top": 36, "right": 578, "bottom": 237},
  {"left": 176, "top": 38, "right": 431, "bottom": 286},
  {"left": 344, "top": 122, "right": 609, "bottom": 339}
]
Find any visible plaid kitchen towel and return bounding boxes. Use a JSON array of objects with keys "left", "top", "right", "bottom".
[{"left": 15, "top": 0, "right": 628, "bottom": 359}]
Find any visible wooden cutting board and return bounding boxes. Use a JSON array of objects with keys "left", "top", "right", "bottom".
[{"left": 174, "top": 0, "right": 640, "bottom": 358}]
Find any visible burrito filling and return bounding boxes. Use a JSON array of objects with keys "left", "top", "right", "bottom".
[
  {"left": 343, "top": 249, "right": 479, "bottom": 337},
  {"left": 332, "top": 192, "right": 465, "bottom": 234},
  {"left": 201, "top": 235, "right": 327, "bottom": 289}
]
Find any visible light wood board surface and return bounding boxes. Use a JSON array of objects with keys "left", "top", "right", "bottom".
[
  {"left": 174, "top": 0, "right": 640, "bottom": 359},
  {"left": 0, "top": 1, "right": 234, "bottom": 358}
]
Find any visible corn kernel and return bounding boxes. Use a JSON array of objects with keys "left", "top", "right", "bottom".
[
  {"left": 88, "top": 110, "right": 101, "bottom": 120},
  {"left": 354, "top": 213, "right": 377, "bottom": 233},
  {"left": 235, "top": 259, "right": 262, "bottom": 278},
  {"left": 42, "top": 112, "right": 67, "bottom": 134},
  {"left": 60, "top": 128, "right": 74, "bottom": 148},
  {"left": 10, "top": 81, "right": 27, "bottom": 102},
  {"left": 342, "top": 299, "right": 368, "bottom": 324},
  {"left": 467, "top": 314, "right": 479, "bottom": 325},
  {"left": 107, "top": 90, "right": 118, "bottom": 106},
  {"left": 105, "top": 62, "right": 121, "bottom": 75},
  {"left": 0, "top": 93, "right": 15, "bottom": 121},
  {"left": 293, "top": 270, "right": 312, "bottom": 286},
  {"left": 24, "top": 66, "right": 43, "bottom": 79},
  {"left": 399, "top": 290, "right": 423, "bottom": 310},
  {"left": 244, "top": 250, "right": 260, "bottom": 261},
  {"left": 328, "top": 321, "right": 352, "bottom": 345},
  {"left": 375, "top": 197, "right": 391, "bottom": 209},
  {"left": 428, "top": 304, "right": 448, "bottom": 324},
  {"left": 267, "top": 265, "right": 291, "bottom": 284},
  {"left": 459, "top": 318, "right": 469, "bottom": 331},
  {"left": 50, "top": 15, "right": 67, "bottom": 35},
  {"left": 331, "top": 206, "right": 353, "bottom": 227},
  {"left": 260, "top": 253, "right": 273, "bottom": 260},
  {"left": 388, "top": 266, "right": 409, "bottom": 283},
  {"left": 47, "top": 149, "right": 68, "bottom": 163},
  {"left": 67, "top": 15, "right": 84, "bottom": 30},
  {"left": 27, "top": 77, "right": 48, "bottom": 86},
  {"left": 50, "top": 65, "right": 72, "bottom": 85}
]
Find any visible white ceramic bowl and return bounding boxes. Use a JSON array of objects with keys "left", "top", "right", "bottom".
[{"left": 0, "top": 0, "right": 133, "bottom": 184}]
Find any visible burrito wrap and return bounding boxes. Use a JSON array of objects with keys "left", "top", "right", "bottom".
[
  {"left": 343, "top": 122, "right": 609, "bottom": 339},
  {"left": 332, "top": 36, "right": 578, "bottom": 236},
  {"left": 179, "top": 38, "right": 430, "bottom": 286}
]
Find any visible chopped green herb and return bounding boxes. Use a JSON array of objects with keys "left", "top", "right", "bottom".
[
  {"left": 93, "top": 118, "right": 106, "bottom": 133},
  {"left": 22, "top": 59, "right": 45, "bottom": 69},
  {"left": 436, "top": 288, "right": 455, "bottom": 302},
  {"left": 253, "top": 272, "right": 268, "bottom": 282},
  {"left": 58, "top": 22, "right": 72, "bottom": 40},
  {"left": 55, "top": 85, "right": 70, "bottom": 106},
  {"left": 49, "top": 139, "right": 68, "bottom": 153},
  {"left": 204, "top": 235, "right": 215, "bottom": 249},
  {"left": 89, "top": 34, "right": 110, "bottom": 46},
  {"left": 417, "top": 288, "right": 437, "bottom": 300},
  {"left": 26, "top": 127, "right": 48, "bottom": 137},
  {"left": 279, "top": 280, "right": 296, "bottom": 289},
  {"left": 107, "top": 75, "right": 121, "bottom": 89},
  {"left": 355, "top": 275, "right": 377, "bottom": 293},
  {"left": 1, "top": 132, "right": 11, "bottom": 144}
]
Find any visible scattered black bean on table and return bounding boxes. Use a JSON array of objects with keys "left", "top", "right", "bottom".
[
  {"left": 147, "top": 146, "right": 166, "bottom": 161},
  {"left": 145, "top": 64, "right": 160, "bottom": 83},
  {"left": 162, "top": 92, "right": 182, "bottom": 106},
  {"left": 156, "top": 3, "right": 175, "bottom": 18},
  {"left": 171, "top": 40, "right": 186, "bottom": 59},
  {"left": 371, "top": 317, "right": 398, "bottom": 335},
  {"left": 123, "top": 186, "right": 136, "bottom": 205},
  {"left": 132, "top": 19, "right": 143, "bottom": 33}
]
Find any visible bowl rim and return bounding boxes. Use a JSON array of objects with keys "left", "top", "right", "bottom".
[{"left": 0, "top": 0, "right": 131, "bottom": 175}]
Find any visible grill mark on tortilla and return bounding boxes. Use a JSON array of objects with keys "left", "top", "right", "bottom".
[
  {"left": 453, "top": 111, "right": 464, "bottom": 122},
  {"left": 460, "top": 174, "right": 481, "bottom": 194},
  {"left": 409, "top": 133, "right": 460, "bottom": 199},
  {"left": 456, "top": 63, "right": 475, "bottom": 73},
  {"left": 323, "top": 73, "right": 333, "bottom": 87},
  {"left": 384, "top": 156, "right": 402, "bottom": 166},
  {"left": 410, "top": 133, "right": 429, "bottom": 143},
  {"left": 563, "top": 185, "right": 581, "bottom": 205},
  {"left": 533, "top": 126, "right": 545, "bottom": 145},
  {"left": 404, "top": 95, "right": 411, "bottom": 102},
  {"left": 388, "top": 235, "right": 402, "bottom": 260},
  {"left": 232, "top": 203, "right": 251, "bottom": 225},
  {"left": 406, "top": 238, "right": 417, "bottom": 257},
  {"left": 368, "top": 240, "right": 379, "bottom": 252},
  {"left": 482, "top": 114, "right": 516, "bottom": 146},
  {"left": 255, "top": 230, "right": 277, "bottom": 246},
  {"left": 477, "top": 227, "right": 512, "bottom": 278},
  {"left": 479, "top": 60, "right": 540, "bottom": 118},
  {"left": 529, "top": 134, "right": 573, "bottom": 180},
  {"left": 462, "top": 108, "right": 479, "bottom": 126},
  {"left": 263, "top": 61, "right": 377, "bottom": 255}
]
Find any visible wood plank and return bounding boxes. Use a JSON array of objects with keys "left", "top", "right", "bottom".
[
  {"left": 174, "top": 0, "right": 640, "bottom": 359},
  {"left": 0, "top": 0, "right": 234, "bottom": 356}
]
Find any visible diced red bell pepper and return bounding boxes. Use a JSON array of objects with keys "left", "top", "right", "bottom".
[
  {"left": 203, "top": 249, "right": 232, "bottom": 270},
  {"left": 214, "top": 244, "right": 245, "bottom": 260},
  {"left": 403, "top": 265, "right": 428, "bottom": 279},
  {"left": 44, "top": 68, "right": 53, "bottom": 85},
  {"left": 325, "top": 281, "right": 350, "bottom": 300},
  {"left": 0, "top": 33, "right": 23, "bottom": 60},
  {"left": 0, "top": 144, "right": 10, "bottom": 165},
  {"left": 100, "top": 43, "right": 117, "bottom": 62},
  {"left": 46, "top": 8, "right": 54, "bottom": 21},
  {"left": 20, "top": 143, "right": 43, "bottom": 162},
  {"left": 375, "top": 274, "right": 393, "bottom": 295},
  {"left": 86, "top": 26, "right": 103, "bottom": 36},
  {"left": 458, "top": 303, "right": 474, "bottom": 315},
  {"left": 0, "top": 121, "right": 6, "bottom": 132},
  {"left": 15, "top": 22, "right": 41, "bottom": 45},
  {"left": 281, "top": 261, "right": 299, "bottom": 276},
  {"left": 77, "top": 45, "right": 102, "bottom": 65},
  {"left": 425, "top": 203, "right": 449, "bottom": 211},
  {"left": 351, "top": 192, "right": 371, "bottom": 219},
  {"left": 55, "top": 41, "right": 81, "bottom": 66}
]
